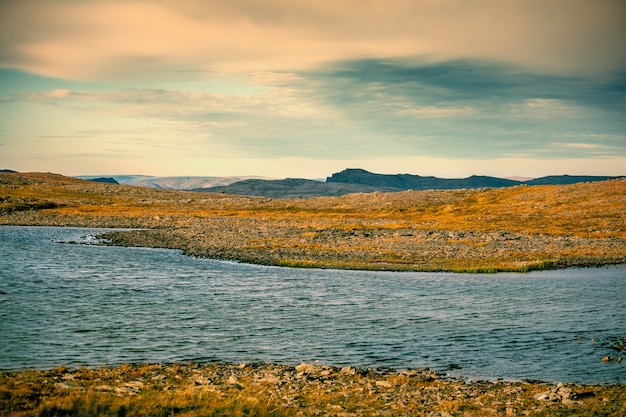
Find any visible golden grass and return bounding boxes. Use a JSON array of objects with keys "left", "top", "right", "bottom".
[
  {"left": 1, "top": 172, "right": 625, "bottom": 272},
  {"left": 2, "top": 363, "right": 625, "bottom": 417}
]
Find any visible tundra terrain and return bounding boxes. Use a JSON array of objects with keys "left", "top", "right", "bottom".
[{"left": 1, "top": 171, "right": 625, "bottom": 272}]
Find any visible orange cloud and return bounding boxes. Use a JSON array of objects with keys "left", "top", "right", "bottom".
[{"left": 1, "top": 0, "right": 625, "bottom": 80}]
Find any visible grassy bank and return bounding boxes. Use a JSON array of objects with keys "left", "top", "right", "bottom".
[{"left": 1, "top": 172, "right": 625, "bottom": 272}]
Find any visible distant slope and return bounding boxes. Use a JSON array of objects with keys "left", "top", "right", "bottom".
[{"left": 195, "top": 178, "right": 398, "bottom": 198}]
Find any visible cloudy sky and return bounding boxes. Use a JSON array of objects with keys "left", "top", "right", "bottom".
[{"left": 1, "top": 0, "right": 625, "bottom": 179}]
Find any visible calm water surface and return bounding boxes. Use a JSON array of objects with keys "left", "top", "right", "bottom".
[{"left": 1, "top": 226, "right": 624, "bottom": 383}]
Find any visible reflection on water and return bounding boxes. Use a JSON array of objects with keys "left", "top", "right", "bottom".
[{"left": 0, "top": 226, "right": 624, "bottom": 383}]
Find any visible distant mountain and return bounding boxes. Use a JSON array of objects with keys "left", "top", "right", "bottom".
[
  {"left": 76, "top": 175, "right": 272, "bottom": 190},
  {"left": 524, "top": 175, "right": 623, "bottom": 185},
  {"left": 87, "top": 177, "right": 119, "bottom": 184},
  {"left": 195, "top": 178, "right": 397, "bottom": 199},
  {"left": 1, "top": 169, "right": 17, "bottom": 173},
  {"left": 326, "top": 168, "right": 520, "bottom": 190},
  {"left": 74, "top": 170, "right": 623, "bottom": 198},
  {"left": 195, "top": 169, "right": 623, "bottom": 198}
]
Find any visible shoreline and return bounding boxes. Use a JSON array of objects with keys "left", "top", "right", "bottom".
[
  {"left": 2, "top": 172, "right": 625, "bottom": 273},
  {"left": 2, "top": 362, "right": 624, "bottom": 416},
  {"left": 4, "top": 223, "right": 626, "bottom": 274}
]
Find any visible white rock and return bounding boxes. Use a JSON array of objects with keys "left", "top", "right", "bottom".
[
  {"left": 295, "top": 363, "right": 315, "bottom": 373},
  {"left": 533, "top": 391, "right": 551, "bottom": 401},
  {"left": 340, "top": 366, "right": 356, "bottom": 375}
]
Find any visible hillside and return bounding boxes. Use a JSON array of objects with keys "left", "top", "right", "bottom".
[{"left": 1, "top": 171, "right": 625, "bottom": 272}]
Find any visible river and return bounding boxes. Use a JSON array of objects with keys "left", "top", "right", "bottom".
[{"left": 0, "top": 226, "right": 624, "bottom": 383}]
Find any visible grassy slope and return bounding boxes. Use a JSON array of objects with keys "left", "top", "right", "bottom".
[{"left": 1, "top": 172, "right": 625, "bottom": 272}]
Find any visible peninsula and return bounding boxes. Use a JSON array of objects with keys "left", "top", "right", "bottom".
[{"left": 1, "top": 171, "right": 625, "bottom": 273}]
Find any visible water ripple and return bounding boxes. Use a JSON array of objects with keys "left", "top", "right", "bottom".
[{"left": 0, "top": 226, "right": 624, "bottom": 383}]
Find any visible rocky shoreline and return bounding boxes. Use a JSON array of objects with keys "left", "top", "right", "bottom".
[
  {"left": 2, "top": 172, "right": 626, "bottom": 272},
  {"left": 2, "top": 362, "right": 624, "bottom": 416}
]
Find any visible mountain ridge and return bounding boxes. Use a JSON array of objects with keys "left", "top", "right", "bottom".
[{"left": 195, "top": 168, "right": 624, "bottom": 198}]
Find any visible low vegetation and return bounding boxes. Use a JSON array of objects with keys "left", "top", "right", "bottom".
[
  {"left": 1, "top": 172, "right": 625, "bottom": 272},
  {"left": 2, "top": 362, "right": 625, "bottom": 417}
]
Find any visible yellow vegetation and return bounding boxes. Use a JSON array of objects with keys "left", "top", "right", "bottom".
[{"left": 1, "top": 172, "right": 625, "bottom": 272}]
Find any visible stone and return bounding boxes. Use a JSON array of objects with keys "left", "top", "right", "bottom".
[
  {"left": 95, "top": 385, "right": 117, "bottom": 392},
  {"left": 557, "top": 386, "right": 575, "bottom": 400},
  {"left": 340, "top": 366, "right": 356, "bottom": 376},
  {"left": 295, "top": 363, "right": 315, "bottom": 374},
  {"left": 375, "top": 380, "right": 392, "bottom": 388},
  {"left": 533, "top": 391, "right": 552, "bottom": 401},
  {"left": 259, "top": 375, "right": 280, "bottom": 384},
  {"left": 124, "top": 381, "right": 144, "bottom": 390},
  {"left": 194, "top": 377, "right": 211, "bottom": 385}
]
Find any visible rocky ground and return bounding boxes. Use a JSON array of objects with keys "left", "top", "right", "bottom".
[
  {"left": 1, "top": 172, "right": 625, "bottom": 272},
  {"left": 1, "top": 362, "right": 625, "bottom": 416}
]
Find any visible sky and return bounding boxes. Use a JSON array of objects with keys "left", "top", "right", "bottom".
[{"left": 1, "top": 0, "right": 625, "bottom": 179}]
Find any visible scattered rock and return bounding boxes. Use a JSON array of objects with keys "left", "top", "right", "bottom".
[
  {"left": 340, "top": 366, "right": 356, "bottom": 376},
  {"left": 295, "top": 363, "right": 316, "bottom": 374},
  {"left": 2, "top": 362, "right": 625, "bottom": 415}
]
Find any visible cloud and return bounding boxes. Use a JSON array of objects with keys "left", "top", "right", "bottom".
[
  {"left": 398, "top": 106, "right": 475, "bottom": 118},
  {"left": 2, "top": 58, "right": 624, "bottom": 164},
  {"left": 561, "top": 143, "right": 607, "bottom": 149},
  {"left": 1, "top": 0, "right": 625, "bottom": 81}
]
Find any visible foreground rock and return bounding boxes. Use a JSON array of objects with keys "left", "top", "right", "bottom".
[{"left": 1, "top": 363, "right": 624, "bottom": 416}]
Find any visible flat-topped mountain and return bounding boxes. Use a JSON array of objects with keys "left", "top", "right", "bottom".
[{"left": 326, "top": 168, "right": 520, "bottom": 190}]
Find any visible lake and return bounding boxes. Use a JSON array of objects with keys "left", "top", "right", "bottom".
[{"left": 0, "top": 226, "right": 624, "bottom": 383}]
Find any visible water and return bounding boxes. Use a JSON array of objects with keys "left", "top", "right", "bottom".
[{"left": 1, "top": 226, "right": 624, "bottom": 383}]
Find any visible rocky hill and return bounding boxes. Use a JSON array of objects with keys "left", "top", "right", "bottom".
[{"left": 326, "top": 168, "right": 520, "bottom": 190}]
